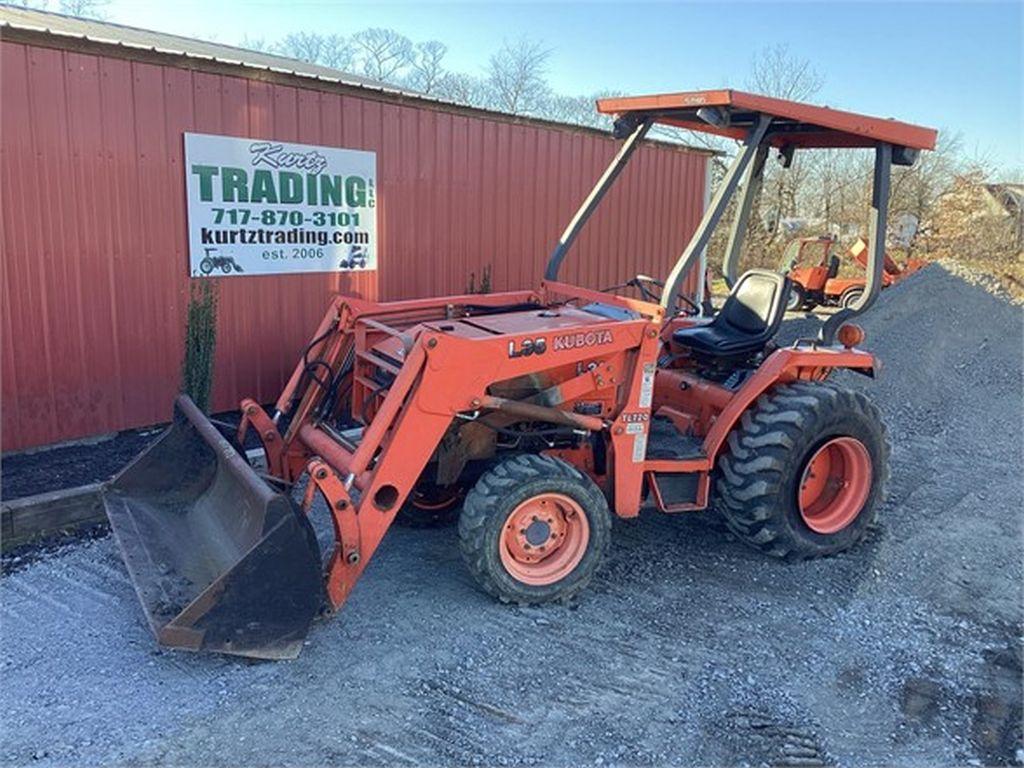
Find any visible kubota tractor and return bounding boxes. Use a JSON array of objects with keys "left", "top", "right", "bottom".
[
  {"left": 103, "top": 89, "right": 936, "bottom": 659},
  {"left": 783, "top": 235, "right": 929, "bottom": 311}
]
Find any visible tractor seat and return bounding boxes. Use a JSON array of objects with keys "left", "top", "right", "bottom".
[
  {"left": 673, "top": 269, "right": 790, "bottom": 359},
  {"left": 826, "top": 254, "right": 840, "bottom": 279}
]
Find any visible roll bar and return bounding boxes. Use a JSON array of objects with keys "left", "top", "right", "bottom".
[
  {"left": 544, "top": 117, "right": 652, "bottom": 281},
  {"left": 818, "top": 142, "right": 891, "bottom": 344},
  {"left": 661, "top": 114, "right": 772, "bottom": 308},
  {"left": 545, "top": 112, "right": 900, "bottom": 343}
]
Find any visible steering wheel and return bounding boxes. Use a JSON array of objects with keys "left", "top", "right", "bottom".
[
  {"left": 625, "top": 274, "right": 661, "bottom": 303},
  {"left": 631, "top": 274, "right": 701, "bottom": 315},
  {"left": 600, "top": 274, "right": 700, "bottom": 315}
]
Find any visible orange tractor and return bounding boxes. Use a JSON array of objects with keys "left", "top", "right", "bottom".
[
  {"left": 103, "top": 89, "right": 936, "bottom": 658},
  {"left": 784, "top": 235, "right": 929, "bottom": 311}
]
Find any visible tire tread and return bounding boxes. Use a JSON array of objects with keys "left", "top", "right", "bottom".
[
  {"left": 458, "top": 454, "right": 611, "bottom": 605},
  {"left": 714, "top": 381, "right": 890, "bottom": 562}
]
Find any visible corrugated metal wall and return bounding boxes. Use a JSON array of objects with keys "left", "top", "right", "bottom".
[{"left": 1, "top": 40, "right": 707, "bottom": 452}]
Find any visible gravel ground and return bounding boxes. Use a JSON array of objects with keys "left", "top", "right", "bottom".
[{"left": 2, "top": 265, "right": 1022, "bottom": 767}]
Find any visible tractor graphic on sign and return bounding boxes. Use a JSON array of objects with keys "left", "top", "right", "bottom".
[
  {"left": 199, "top": 248, "right": 243, "bottom": 275},
  {"left": 339, "top": 244, "right": 368, "bottom": 269}
]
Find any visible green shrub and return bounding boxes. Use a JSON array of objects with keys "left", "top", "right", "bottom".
[
  {"left": 181, "top": 280, "right": 219, "bottom": 412},
  {"left": 466, "top": 264, "right": 492, "bottom": 294}
]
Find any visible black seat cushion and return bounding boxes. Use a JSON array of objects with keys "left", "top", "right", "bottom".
[{"left": 673, "top": 269, "right": 789, "bottom": 359}]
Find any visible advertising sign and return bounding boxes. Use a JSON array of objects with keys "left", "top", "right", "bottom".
[{"left": 184, "top": 133, "right": 377, "bottom": 277}]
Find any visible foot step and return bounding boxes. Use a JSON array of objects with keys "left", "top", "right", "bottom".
[{"left": 645, "top": 417, "right": 704, "bottom": 460}]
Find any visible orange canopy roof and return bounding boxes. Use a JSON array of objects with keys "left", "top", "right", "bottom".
[{"left": 597, "top": 89, "right": 937, "bottom": 151}]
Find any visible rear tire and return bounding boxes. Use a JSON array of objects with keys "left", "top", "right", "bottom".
[
  {"left": 840, "top": 287, "right": 864, "bottom": 309},
  {"left": 394, "top": 482, "right": 463, "bottom": 528},
  {"left": 459, "top": 454, "right": 611, "bottom": 604},
  {"left": 712, "top": 381, "right": 889, "bottom": 561},
  {"left": 786, "top": 284, "right": 806, "bottom": 311}
]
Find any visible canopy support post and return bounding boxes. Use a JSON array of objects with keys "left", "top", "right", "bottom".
[
  {"left": 659, "top": 113, "right": 772, "bottom": 310},
  {"left": 820, "top": 142, "right": 892, "bottom": 344}
]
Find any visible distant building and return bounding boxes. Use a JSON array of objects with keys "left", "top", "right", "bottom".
[{"left": 982, "top": 184, "right": 1024, "bottom": 249}]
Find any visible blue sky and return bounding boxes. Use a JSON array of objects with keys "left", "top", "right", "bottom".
[{"left": 103, "top": 1, "right": 1023, "bottom": 173}]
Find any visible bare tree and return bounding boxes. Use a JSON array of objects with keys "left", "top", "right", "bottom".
[
  {"left": 239, "top": 35, "right": 272, "bottom": 53},
  {"left": 890, "top": 131, "right": 966, "bottom": 251},
  {"left": 352, "top": 28, "right": 414, "bottom": 81},
  {"left": 434, "top": 71, "right": 489, "bottom": 106},
  {"left": 59, "top": 0, "right": 108, "bottom": 18},
  {"left": 486, "top": 38, "right": 551, "bottom": 115},
  {"left": 275, "top": 32, "right": 354, "bottom": 70},
  {"left": 542, "top": 93, "right": 613, "bottom": 129},
  {"left": 746, "top": 44, "right": 824, "bottom": 101},
  {"left": 408, "top": 41, "right": 448, "bottom": 94},
  {"left": 745, "top": 45, "right": 826, "bottom": 247},
  {"left": 1001, "top": 167, "right": 1024, "bottom": 184}
]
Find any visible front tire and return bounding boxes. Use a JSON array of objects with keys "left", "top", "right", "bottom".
[
  {"left": 840, "top": 287, "right": 864, "bottom": 309},
  {"left": 459, "top": 455, "right": 611, "bottom": 604},
  {"left": 713, "top": 381, "right": 889, "bottom": 561}
]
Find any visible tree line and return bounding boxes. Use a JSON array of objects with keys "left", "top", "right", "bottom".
[
  {"left": 248, "top": 28, "right": 1006, "bottom": 268},
  {"left": 241, "top": 29, "right": 612, "bottom": 129},
  {"left": 16, "top": 0, "right": 1018, "bottom": 272}
]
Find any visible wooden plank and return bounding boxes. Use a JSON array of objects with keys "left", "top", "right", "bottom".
[{"left": 2, "top": 483, "right": 104, "bottom": 550}]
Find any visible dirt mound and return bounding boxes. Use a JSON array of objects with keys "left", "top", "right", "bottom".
[
  {"left": 780, "top": 264, "right": 1024, "bottom": 615},
  {"left": 784, "top": 263, "right": 1023, "bottom": 452},
  {"left": 860, "top": 265, "right": 1019, "bottom": 439}
]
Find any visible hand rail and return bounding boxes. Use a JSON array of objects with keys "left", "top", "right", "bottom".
[{"left": 358, "top": 317, "right": 415, "bottom": 355}]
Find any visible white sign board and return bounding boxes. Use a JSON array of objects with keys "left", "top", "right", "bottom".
[{"left": 184, "top": 133, "right": 377, "bottom": 277}]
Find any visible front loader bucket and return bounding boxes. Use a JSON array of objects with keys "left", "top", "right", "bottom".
[{"left": 102, "top": 395, "right": 323, "bottom": 660}]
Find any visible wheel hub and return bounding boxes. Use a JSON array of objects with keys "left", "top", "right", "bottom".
[
  {"left": 524, "top": 519, "right": 552, "bottom": 546},
  {"left": 798, "top": 436, "right": 872, "bottom": 534},
  {"left": 500, "top": 493, "right": 590, "bottom": 585}
]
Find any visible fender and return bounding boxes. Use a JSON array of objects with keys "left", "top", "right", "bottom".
[{"left": 701, "top": 345, "right": 876, "bottom": 462}]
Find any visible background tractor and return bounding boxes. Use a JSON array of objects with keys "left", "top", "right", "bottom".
[
  {"left": 102, "top": 89, "right": 936, "bottom": 659},
  {"left": 783, "top": 234, "right": 929, "bottom": 310}
]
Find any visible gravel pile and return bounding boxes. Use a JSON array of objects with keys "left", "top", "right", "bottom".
[{"left": 1, "top": 264, "right": 1021, "bottom": 767}]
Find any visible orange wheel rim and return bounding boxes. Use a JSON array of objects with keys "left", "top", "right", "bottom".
[
  {"left": 499, "top": 493, "right": 590, "bottom": 586},
  {"left": 798, "top": 437, "right": 872, "bottom": 534}
]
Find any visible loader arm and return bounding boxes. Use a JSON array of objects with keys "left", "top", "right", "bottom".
[{"left": 291, "top": 301, "right": 659, "bottom": 611}]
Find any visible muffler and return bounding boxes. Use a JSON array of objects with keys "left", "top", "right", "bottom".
[{"left": 102, "top": 395, "right": 323, "bottom": 660}]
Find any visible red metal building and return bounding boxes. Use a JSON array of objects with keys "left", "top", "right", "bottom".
[{"left": 0, "top": 8, "right": 710, "bottom": 452}]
